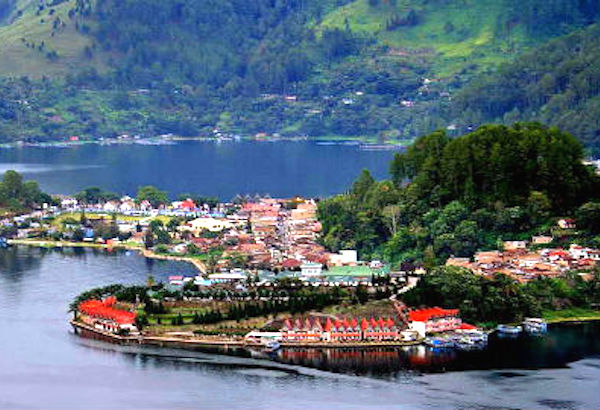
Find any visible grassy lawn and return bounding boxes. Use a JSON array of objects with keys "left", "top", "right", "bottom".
[{"left": 543, "top": 307, "right": 600, "bottom": 323}]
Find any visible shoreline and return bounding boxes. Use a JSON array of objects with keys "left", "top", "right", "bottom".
[
  {"left": 8, "top": 239, "right": 206, "bottom": 273},
  {"left": 0, "top": 135, "right": 408, "bottom": 150},
  {"left": 71, "top": 320, "right": 423, "bottom": 350},
  {"left": 546, "top": 316, "right": 600, "bottom": 325}
]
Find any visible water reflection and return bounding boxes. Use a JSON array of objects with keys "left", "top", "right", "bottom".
[{"left": 270, "top": 324, "right": 600, "bottom": 377}]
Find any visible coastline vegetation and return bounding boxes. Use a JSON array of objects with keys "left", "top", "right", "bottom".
[{"left": 403, "top": 266, "right": 600, "bottom": 326}]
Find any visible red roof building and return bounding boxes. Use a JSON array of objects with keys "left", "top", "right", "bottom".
[{"left": 78, "top": 297, "right": 137, "bottom": 331}]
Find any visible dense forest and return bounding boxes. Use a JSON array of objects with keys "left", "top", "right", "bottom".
[
  {"left": 318, "top": 123, "right": 600, "bottom": 265},
  {"left": 1, "top": 1, "right": 600, "bottom": 152}
]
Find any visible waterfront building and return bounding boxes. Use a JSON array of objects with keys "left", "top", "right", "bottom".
[
  {"left": 277, "top": 316, "right": 403, "bottom": 343},
  {"left": 408, "top": 307, "right": 462, "bottom": 338},
  {"left": 77, "top": 297, "right": 137, "bottom": 334}
]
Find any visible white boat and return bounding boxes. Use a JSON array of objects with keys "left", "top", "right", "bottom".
[
  {"left": 263, "top": 340, "right": 281, "bottom": 352},
  {"left": 523, "top": 318, "right": 548, "bottom": 334},
  {"left": 496, "top": 324, "right": 523, "bottom": 335}
]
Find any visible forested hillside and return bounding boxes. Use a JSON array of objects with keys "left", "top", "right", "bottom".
[
  {"left": 453, "top": 23, "right": 600, "bottom": 155},
  {"left": 1, "top": 0, "right": 600, "bottom": 153},
  {"left": 318, "top": 123, "right": 600, "bottom": 265}
]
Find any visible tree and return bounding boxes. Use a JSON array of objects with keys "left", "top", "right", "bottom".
[
  {"left": 577, "top": 202, "right": 600, "bottom": 233},
  {"left": 352, "top": 169, "right": 375, "bottom": 200},
  {"left": 2, "top": 170, "right": 23, "bottom": 199},
  {"left": 137, "top": 185, "right": 168, "bottom": 207}
]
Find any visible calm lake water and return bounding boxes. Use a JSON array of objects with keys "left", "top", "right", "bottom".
[
  {"left": 1, "top": 246, "right": 599, "bottom": 409},
  {"left": 0, "top": 141, "right": 395, "bottom": 198}
]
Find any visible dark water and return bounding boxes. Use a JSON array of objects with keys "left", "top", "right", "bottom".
[
  {"left": 0, "top": 141, "right": 394, "bottom": 198},
  {"left": 1, "top": 246, "right": 599, "bottom": 409}
]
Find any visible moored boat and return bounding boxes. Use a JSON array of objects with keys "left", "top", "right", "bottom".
[
  {"left": 263, "top": 340, "right": 281, "bottom": 353},
  {"left": 496, "top": 324, "right": 523, "bottom": 335},
  {"left": 523, "top": 318, "right": 548, "bottom": 334},
  {"left": 424, "top": 337, "right": 454, "bottom": 348}
]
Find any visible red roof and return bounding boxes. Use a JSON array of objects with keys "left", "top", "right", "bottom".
[
  {"left": 324, "top": 317, "right": 332, "bottom": 332},
  {"left": 457, "top": 323, "right": 477, "bottom": 330},
  {"left": 181, "top": 199, "right": 196, "bottom": 209},
  {"left": 282, "top": 259, "right": 302, "bottom": 269},
  {"left": 360, "top": 318, "right": 369, "bottom": 331},
  {"left": 79, "top": 298, "right": 136, "bottom": 325},
  {"left": 408, "top": 307, "right": 459, "bottom": 322}
]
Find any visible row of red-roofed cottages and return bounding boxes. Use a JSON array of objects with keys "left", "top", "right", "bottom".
[
  {"left": 77, "top": 297, "right": 138, "bottom": 334},
  {"left": 280, "top": 317, "right": 403, "bottom": 342}
]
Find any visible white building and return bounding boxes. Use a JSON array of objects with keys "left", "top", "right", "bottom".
[
  {"left": 300, "top": 262, "right": 323, "bottom": 277},
  {"left": 329, "top": 250, "right": 358, "bottom": 266},
  {"left": 183, "top": 217, "right": 235, "bottom": 234}
]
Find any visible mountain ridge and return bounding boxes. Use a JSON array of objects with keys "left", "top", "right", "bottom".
[{"left": 1, "top": 0, "right": 600, "bottom": 153}]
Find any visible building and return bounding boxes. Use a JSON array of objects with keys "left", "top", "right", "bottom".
[
  {"left": 329, "top": 250, "right": 358, "bottom": 266},
  {"left": 504, "top": 241, "right": 527, "bottom": 251},
  {"left": 78, "top": 297, "right": 137, "bottom": 334},
  {"left": 278, "top": 316, "right": 405, "bottom": 342},
  {"left": 183, "top": 217, "right": 235, "bottom": 234},
  {"left": 558, "top": 218, "right": 576, "bottom": 229},
  {"left": 408, "top": 307, "right": 462, "bottom": 338},
  {"left": 208, "top": 269, "right": 248, "bottom": 283},
  {"left": 532, "top": 235, "right": 553, "bottom": 245},
  {"left": 300, "top": 262, "right": 323, "bottom": 277}
]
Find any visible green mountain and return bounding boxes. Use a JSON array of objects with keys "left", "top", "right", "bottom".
[{"left": 1, "top": 0, "right": 600, "bottom": 152}]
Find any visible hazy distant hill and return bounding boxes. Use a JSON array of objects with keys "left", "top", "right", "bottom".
[{"left": 1, "top": 0, "right": 600, "bottom": 153}]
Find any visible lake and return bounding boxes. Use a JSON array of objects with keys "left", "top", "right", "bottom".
[
  {"left": 0, "top": 141, "right": 395, "bottom": 199},
  {"left": 1, "top": 246, "right": 599, "bottom": 409}
]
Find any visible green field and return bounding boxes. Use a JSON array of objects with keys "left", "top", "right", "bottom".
[
  {"left": 0, "top": 0, "right": 107, "bottom": 77},
  {"left": 543, "top": 308, "right": 600, "bottom": 323},
  {"left": 318, "top": 0, "right": 538, "bottom": 78}
]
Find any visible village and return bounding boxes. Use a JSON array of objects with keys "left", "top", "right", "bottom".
[
  {"left": 2, "top": 194, "right": 405, "bottom": 287},
  {"left": 2, "top": 193, "right": 595, "bottom": 350},
  {"left": 446, "top": 219, "right": 600, "bottom": 283}
]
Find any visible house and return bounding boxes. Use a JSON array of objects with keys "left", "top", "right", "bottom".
[
  {"left": 184, "top": 217, "right": 234, "bottom": 234},
  {"left": 558, "top": 218, "right": 576, "bottom": 229},
  {"left": 532, "top": 235, "right": 553, "bottom": 245},
  {"left": 446, "top": 257, "right": 472, "bottom": 269},
  {"left": 300, "top": 262, "right": 323, "bottom": 277},
  {"left": 329, "top": 250, "right": 358, "bottom": 266},
  {"left": 504, "top": 241, "right": 527, "bottom": 251},
  {"left": 60, "top": 198, "right": 78, "bottom": 209},
  {"left": 103, "top": 201, "right": 119, "bottom": 213}
]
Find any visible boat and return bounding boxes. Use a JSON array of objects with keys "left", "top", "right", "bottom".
[
  {"left": 454, "top": 336, "right": 479, "bottom": 350},
  {"left": 424, "top": 337, "right": 454, "bottom": 348},
  {"left": 496, "top": 324, "right": 523, "bottom": 335},
  {"left": 523, "top": 318, "right": 548, "bottom": 334},
  {"left": 0, "top": 237, "right": 10, "bottom": 249},
  {"left": 263, "top": 340, "right": 281, "bottom": 353}
]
